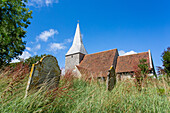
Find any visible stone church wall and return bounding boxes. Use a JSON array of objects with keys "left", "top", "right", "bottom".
[
  {"left": 65, "top": 53, "right": 85, "bottom": 71},
  {"left": 116, "top": 73, "right": 133, "bottom": 81}
]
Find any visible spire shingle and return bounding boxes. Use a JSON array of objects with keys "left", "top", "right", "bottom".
[{"left": 66, "top": 23, "right": 87, "bottom": 56}]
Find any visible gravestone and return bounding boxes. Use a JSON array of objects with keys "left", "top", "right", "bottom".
[
  {"left": 107, "top": 65, "right": 116, "bottom": 91},
  {"left": 25, "top": 55, "right": 61, "bottom": 97}
]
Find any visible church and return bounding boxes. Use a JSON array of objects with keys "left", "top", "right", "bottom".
[{"left": 65, "top": 23, "right": 155, "bottom": 90}]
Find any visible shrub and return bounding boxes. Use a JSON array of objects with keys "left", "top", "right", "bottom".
[{"left": 133, "top": 58, "right": 149, "bottom": 91}]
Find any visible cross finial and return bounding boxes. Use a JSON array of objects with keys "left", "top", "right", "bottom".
[{"left": 77, "top": 20, "right": 79, "bottom": 23}]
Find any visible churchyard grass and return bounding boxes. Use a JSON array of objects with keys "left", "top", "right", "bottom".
[{"left": 0, "top": 66, "right": 169, "bottom": 113}]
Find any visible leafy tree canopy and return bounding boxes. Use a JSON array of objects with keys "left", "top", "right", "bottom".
[
  {"left": 10, "top": 54, "right": 48, "bottom": 68},
  {"left": 157, "top": 47, "right": 170, "bottom": 84},
  {"left": 162, "top": 47, "right": 170, "bottom": 75},
  {"left": 24, "top": 54, "right": 48, "bottom": 68},
  {"left": 0, "top": 0, "right": 32, "bottom": 66}
]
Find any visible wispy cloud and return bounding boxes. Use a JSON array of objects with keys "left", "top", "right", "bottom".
[
  {"left": 25, "top": 44, "right": 40, "bottom": 56},
  {"left": 35, "top": 44, "right": 41, "bottom": 50},
  {"left": 25, "top": 44, "right": 40, "bottom": 53},
  {"left": 26, "top": 47, "right": 31, "bottom": 51},
  {"left": 45, "top": 0, "right": 58, "bottom": 6},
  {"left": 28, "top": 0, "right": 59, "bottom": 7},
  {"left": 36, "top": 29, "right": 58, "bottom": 42},
  {"left": 119, "top": 50, "right": 137, "bottom": 56},
  {"left": 64, "top": 38, "right": 72, "bottom": 43},
  {"left": 49, "top": 43, "right": 66, "bottom": 51}
]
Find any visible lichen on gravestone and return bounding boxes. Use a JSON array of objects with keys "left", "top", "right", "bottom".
[{"left": 25, "top": 55, "right": 61, "bottom": 98}]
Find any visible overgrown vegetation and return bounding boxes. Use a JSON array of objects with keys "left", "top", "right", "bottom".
[
  {"left": 133, "top": 58, "right": 149, "bottom": 91},
  {"left": 0, "top": 63, "right": 169, "bottom": 113}
]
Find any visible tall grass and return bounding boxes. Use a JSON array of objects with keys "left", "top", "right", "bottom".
[{"left": 0, "top": 65, "right": 169, "bottom": 113}]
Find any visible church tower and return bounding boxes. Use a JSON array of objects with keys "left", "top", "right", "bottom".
[{"left": 65, "top": 22, "right": 87, "bottom": 71}]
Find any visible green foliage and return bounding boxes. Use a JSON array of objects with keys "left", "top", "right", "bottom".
[
  {"left": 8, "top": 54, "right": 48, "bottom": 69},
  {"left": 24, "top": 54, "right": 48, "bottom": 67},
  {"left": 157, "top": 47, "right": 170, "bottom": 85},
  {"left": 134, "top": 59, "right": 149, "bottom": 91},
  {"left": 157, "top": 88, "right": 165, "bottom": 96},
  {"left": 0, "top": 0, "right": 32, "bottom": 66},
  {"left": 162, "top": 47, "right": 170, "bottom": 77},
  {"left": 138, "top": 59, "right": 149, "bottom": 77}
]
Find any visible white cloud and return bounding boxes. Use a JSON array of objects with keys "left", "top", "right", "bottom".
[
  {"left": 49, "top": 43, "right": 66, "bottom": 51},
  {"left": 34, "top": 52, "right": 37, "bottom": 55},
  {"left": 124, "top": 51, "right": 137, "bottom": 55},
  {"left": 61, "top": 68, "right": 65, "bottom": 75},
  {"left": 11, "top": 59, "right": 20, "bottom": 63},
  {"left": 20, "top": 51, "right": 31, "bottom": 59},
  {"left": 27, "top": 0, "right": 44, "bottom": 7},
  {"left": 119, "top": 50, "right": 137, "bottom": 56},
  {"left": 36, "top": 29, "right": 58, "bottom": 42},
  {"left": 35, "top": 44, "right": 41, "bottom": 50},
  {"left": 30, "top": 41, "right": 34, "bottom": 44},
  {"left": 45, "top": 0, "right": 58, "bottom": 6},
  {"left": 119, "top": 50, "right": 126, "bottom": 56},
  {"left": 28, "top": 0, "right": 59, "bottom": 7},
  {"left": 11, "top": 51, "right": 31, "bottom": 63},
  {"left": 26, "top": 47, "right": 31, "bottom": 51}
]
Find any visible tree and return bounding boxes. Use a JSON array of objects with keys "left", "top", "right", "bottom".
[
  {"left": 162, "top": 47, "right": 170, "bottom": 76},
  {"left": 9, "top": 54, "right": 48, "bottom": 69},
  {"left": 0, "top": 0, "right": 32, "bottom": 66},
  {"left": 24, "top": 54, "right": 48, "bottom": 68},
  {"left": 157, "top": 47, "right": 170, "bottom": 84}
]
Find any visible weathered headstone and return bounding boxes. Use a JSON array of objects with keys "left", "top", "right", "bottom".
[
  {"left": 107, "top": 65, "right": 116, "bottom": 91},
  {"left": 25, "top": 55, "right": 61, "bottom": 97}
]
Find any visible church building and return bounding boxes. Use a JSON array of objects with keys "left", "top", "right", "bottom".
[{"left": 65, "top": 23, "right": 155, "bottom": 90}]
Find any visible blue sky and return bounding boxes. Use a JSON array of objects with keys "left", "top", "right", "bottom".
[{"left": 13, "top": 0, "right": 170, "bottom": 70}]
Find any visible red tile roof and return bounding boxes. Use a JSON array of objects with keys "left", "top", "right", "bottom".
[
  {"left": 116, "top": 52, "right": 150, "bottom": 73},
  {"left": 77, "top": 49, "right": 118, "bottom": 77}
]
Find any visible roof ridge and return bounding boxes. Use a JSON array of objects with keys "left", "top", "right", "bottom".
[
  {"left": 86, "top": 48, "right": 117, "bottom": 56},
  {"left": 118, "top": 51, "right": 148, "bottom": 57}
]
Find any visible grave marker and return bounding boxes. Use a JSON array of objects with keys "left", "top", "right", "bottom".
[{"left": 25, "top": 55, "right": 61, "bottom": 97}]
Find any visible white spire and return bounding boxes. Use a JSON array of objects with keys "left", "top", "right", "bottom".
[{"left": 66, "top": 22, "right": 87, "bottom": 56}]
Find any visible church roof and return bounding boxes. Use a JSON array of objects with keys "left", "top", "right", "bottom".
[
  {"left": 66, "top": 23, "right": 87, "bottom": 56},
  {"left": 116, "top": 52, "right": 151, "bottom": 73},
  {"left": 77, "top": 49, "right": 118, "bottom": 77}
]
